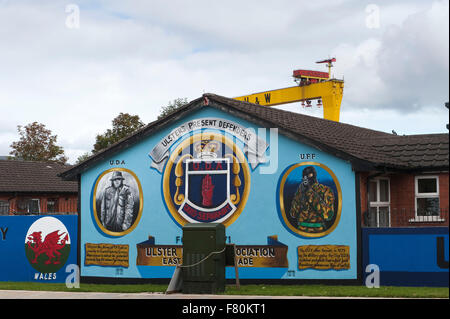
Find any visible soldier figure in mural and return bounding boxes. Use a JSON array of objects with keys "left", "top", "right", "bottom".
[
  {"left": 289, "top": 166, "right": 335, "bottom": 233},
  {"left": 100, "top": 171, "right": 135, "bottom": 232}
]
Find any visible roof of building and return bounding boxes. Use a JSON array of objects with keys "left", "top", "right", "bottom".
[
  {"left": 365, "top": 134, "right": 449, "bottom": 169},
  {"left": 0, "top": 160, "right": 78, "bottom": 193},
  {"left": 207, "top": 94, "right": 448, "bottom": 170},
  {"left": 59, "top": 93, "right": 449, "bottom": 180}
]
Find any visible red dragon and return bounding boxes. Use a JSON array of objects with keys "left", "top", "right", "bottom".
[{"left": 27, "top": 230, "right": 69, "bottom": 265}]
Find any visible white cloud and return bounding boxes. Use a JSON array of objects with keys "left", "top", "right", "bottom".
[
  {"left": 0, "top": 0, "right": 448, "bottom": 164},
  {"left": 331, "top": 1, "right": 449, "bottom": 112},
  {"left": 375, "top": 1, "right": 449, "bottom": 110}
]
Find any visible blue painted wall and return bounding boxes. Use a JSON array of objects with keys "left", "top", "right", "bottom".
[
  {"left": 0, "top": 215, "right": 77, "bottom": 283},
  {"left": 362, "top": 227, "right": 449, "bottom": 287},
  {"left": 79, "top": 106, "right": 359, "bottom": 281}
]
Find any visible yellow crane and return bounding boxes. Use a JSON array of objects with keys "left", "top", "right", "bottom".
[{"left": 233, "top": 58, "right": 344, "bottom": 122}]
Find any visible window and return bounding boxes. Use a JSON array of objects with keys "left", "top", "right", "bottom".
[
  {"left": 368, "top": 178, "right": 390, "bottom": 227},
  {"left": 16, "top": 198, "right": 40, "bottom": 214},
  {"left": 414, "top": 176, "right": 442, "bottom": 222},
  {"left": 47, "top": 199, "right": 58, "bottom": 213},
  {"left": 0, "top": 200, "right": 9, "bottom": 215}
]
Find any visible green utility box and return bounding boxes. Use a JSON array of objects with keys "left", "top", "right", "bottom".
[{"left": 181, "top": 223, "right": 226, "bottom": 294}]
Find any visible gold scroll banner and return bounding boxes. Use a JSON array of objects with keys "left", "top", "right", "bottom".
[
  {"left": 298, "top": 245, "right": 350, "bottom": 270},
  {"left": 85, "top": 243, "right": 129, "bottom": 267},
  {"left": 136, "top": 244, "right": 183, "bottom": 266},
  {"left": 136, "top": 235, "right": 288, "bottom": 268},
  {"left": 234, "top": 245, "right": 288, "bottom": 267}
]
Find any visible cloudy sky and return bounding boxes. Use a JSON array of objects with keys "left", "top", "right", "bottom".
[{"left": 0, "top": 0, "right": 448, "bottom": 163}]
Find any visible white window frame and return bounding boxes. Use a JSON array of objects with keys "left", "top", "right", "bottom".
[
  {"left": 411, "top": 175, "right": 444, "bottom": 223},
  {"left": 28, "top": 198, "right": 41, "bottom": 214},
  {"left": 368, "top": 177, "right": 391, "bottom": 227}
]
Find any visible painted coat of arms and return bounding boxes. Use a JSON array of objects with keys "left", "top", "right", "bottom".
[
  {"left": 176, "top": 140, "right": 238, "bottom": 222},
  {"left": 149, "top": 118, "right": 270, "bottom": 227},
  {"left": 162, "top": 133, "right": 250, "bottom": 226}
]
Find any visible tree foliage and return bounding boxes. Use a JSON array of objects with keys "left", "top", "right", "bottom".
[
  {"left": 75, "top": 151, "right": 92, "bottom": 164},
  {"left": 93, "top": 113, "right": 145, "bottom": 153},
  {"left": 158, "top": 98, "right": 188, "bottom": 119},
  {"left": 9, "top": 122, "right": 68, "bottom": 164}
]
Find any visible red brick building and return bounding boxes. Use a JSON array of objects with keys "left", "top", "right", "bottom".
[
  {"left": 0, "top": 160, "right": 78, "bottom": 215},
  {"left": 357, "top": 134, "right": 448, "bottom": 227}
]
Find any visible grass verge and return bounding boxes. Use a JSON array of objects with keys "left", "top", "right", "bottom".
[
  {"left": 0, "top": 282, "right": 448, "bottom": 298},
  {"left": 222, "top": 284, "right": 449, "bottom": 298}
]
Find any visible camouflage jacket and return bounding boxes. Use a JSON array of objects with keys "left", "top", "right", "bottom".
[{"left": 289, "top": 182, "right": 335, "bottom": 232}]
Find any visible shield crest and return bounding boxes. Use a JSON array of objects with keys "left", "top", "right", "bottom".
[
  {"left": 162, "top": 132, "right": 251, "bottom": 227},
  {"left": 178, "top": 158, "right": 236, "bottom": 223}
]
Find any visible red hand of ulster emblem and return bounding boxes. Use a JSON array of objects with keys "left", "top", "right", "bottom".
[{"left": 202, "top": 174, "right": 215, "bottom": 207}]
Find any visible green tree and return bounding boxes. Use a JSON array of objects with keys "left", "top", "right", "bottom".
[
  {"left": 75, "top": 151, "right": 92, "bottom": 164},
  {"left": 158, "top": 98, "right": 188, "bottom": 119},
  {"left": 9, "top": 122, "right": 68, "bottom": 164},
  {"left": 93, "top": 113, "right": 145, "bottom": 153}
]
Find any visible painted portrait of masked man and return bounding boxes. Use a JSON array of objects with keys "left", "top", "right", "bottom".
[{"left": 289, "top": 166, "right": 336, "bottom": 233}]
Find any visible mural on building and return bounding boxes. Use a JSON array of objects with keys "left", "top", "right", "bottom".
[
  {"left": 278, "top": 162, "right": 342, "bottom": 238},
  {"left": 149, "top": 118, "right": 268, "bottom": 227},
  {"left": 78, "top": 109, "right": 358, "bottom": 281},
  {"left": 136, "top": 235, "right": 289, "bottom": 268},
  {"left": 161, "top": 132, "right": 250, "bottom": 227},
  {"left": 92, "top": 168, "right": 143, "bottom": 236},
  {"left": 25, "top": 216, "right": 71, "bottom": 275},
  {"left": 0, "top": 215, "right": 77, "bottom": 282}
]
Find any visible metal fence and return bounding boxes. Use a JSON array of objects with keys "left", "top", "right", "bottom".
[{"left": 363, "top": 207, "right": 449, "bottom": 228}]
